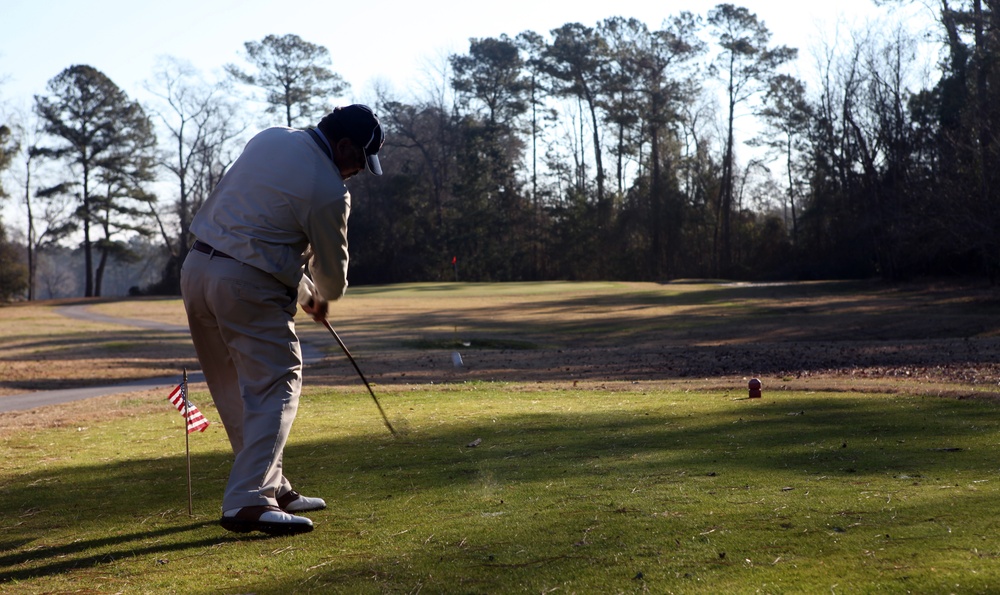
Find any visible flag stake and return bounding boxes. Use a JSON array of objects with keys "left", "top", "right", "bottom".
[
  {"left": 184, "top": 368, "right": 193, "bottom": 516},
  {"left": 168, "top": 370, "right": 209, "bottom": 515}
]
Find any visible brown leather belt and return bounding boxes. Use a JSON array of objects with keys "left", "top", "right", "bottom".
[{"left": 192, "top": 240, "right": 234, "bottom": 259}]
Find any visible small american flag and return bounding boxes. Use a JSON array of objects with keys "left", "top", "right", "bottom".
[{"left": 167, "top": 383, "right": 210, "bottom": 434}]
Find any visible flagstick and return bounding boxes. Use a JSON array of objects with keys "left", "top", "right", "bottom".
[{"left": 183, "top": 368, "right": 193, "bottom": 517}]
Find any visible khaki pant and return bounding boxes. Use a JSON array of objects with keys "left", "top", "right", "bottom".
[{"left": 180, "top": 248, "right": 301, "bottom": 511}]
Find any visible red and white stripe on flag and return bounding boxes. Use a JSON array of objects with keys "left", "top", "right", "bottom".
[{"left": 168, "top": 383, "right": 210, "bottom": 433}]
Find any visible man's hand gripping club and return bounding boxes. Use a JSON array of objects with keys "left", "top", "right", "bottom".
[{"left": 296, "top": 275, "right": 329, "bottom": 322}]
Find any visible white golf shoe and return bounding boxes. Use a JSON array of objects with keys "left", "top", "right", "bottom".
[
  {"left": 277, "top": 489, "right": 327, "bottom": 513},
  {"left": 220, "top": 505, "right": 313, "bottom": 535}
]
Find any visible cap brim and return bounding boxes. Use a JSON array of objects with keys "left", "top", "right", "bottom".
[{"left": 366, "top": 153, "right": 383, "bottom": 176}]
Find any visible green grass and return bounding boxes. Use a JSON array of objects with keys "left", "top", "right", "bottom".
[{"left": 3, "top": 384, "right": 1000, "bottom": 593}]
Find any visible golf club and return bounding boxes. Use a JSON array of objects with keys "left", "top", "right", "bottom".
[
  {"left": 320, "top": 317, "right": 397, "bottom": 436},
  {"left": 298, "top": 275, "right": 398, "bottom": 436}
]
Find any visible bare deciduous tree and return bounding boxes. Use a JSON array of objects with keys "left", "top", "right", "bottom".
[{"left": 145, "top": 57, "right": 245, "bottom": 293}]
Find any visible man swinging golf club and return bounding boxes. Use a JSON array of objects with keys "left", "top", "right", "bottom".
[{"left": 181, "top": 104, "right": 384, "bottom": 535}]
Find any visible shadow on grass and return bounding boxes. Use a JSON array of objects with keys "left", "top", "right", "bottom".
[
  {"left": 369, "top": 280, "right": 1000, "bottom": 347},
  {"left": 7, "top": 281, "right": 1000, "bottom": 394},
  {"left": 0, "top": 521, "right": 254, "bottom": 583},
  {"left": 0, "top": 328, "right": 197, "bottom": 392},
  {"left": 2, "top": 393, "right": 999, "bottom": 588},
  {"left": 305, "top": 280, "right": 1000, "bottom": 385}
]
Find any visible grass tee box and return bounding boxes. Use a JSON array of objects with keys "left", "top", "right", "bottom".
[
  {"left": 2, "top": 383, "right": 1000, "bottom": 593},
  {"left": 3, "top": 280, "right": 1000, "bottom": 592}
]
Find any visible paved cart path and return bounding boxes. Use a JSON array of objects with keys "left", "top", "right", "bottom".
[{"left": 0, "top": 304, "right": 324, "bottom": 413}]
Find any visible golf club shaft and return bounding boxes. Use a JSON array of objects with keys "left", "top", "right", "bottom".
[{"left": 320, "top": 318, "right": 397, "bottom": 436}]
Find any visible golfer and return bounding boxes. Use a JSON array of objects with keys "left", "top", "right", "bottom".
[{"left": 180, "top": 104, "right": 384, "bottom": 535}]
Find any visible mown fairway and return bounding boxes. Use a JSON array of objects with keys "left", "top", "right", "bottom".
[{"left": 2, "top": 280, "right": 1000, "bottom": 593}]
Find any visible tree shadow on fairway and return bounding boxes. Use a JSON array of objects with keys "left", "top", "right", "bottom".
[
  {"left": 215, "top": 394, "right": 1000, "bottom": 594},
  {"left": 2, "top": 393, "right": 999, "bottom": 589},
  {"left": 0, "top": 327, "right": 197, "bottom": 392},
  {"left": 0, "top": 443, "right": 277, "bottom": 584},
  {"left": 10, "top": 279, "right": 1000, "bottom": 395},
  {"left": 0, "top": 520, "right": 264, "bottom": 584},
  {"left": 328, "top": 279, "right": 1000, "bottom": 351},
  {"left": 297, "top": 280, "right": 1000, "bottom": 389},
  {"left": 306, "top": 395, "right": 1000, "bottom": 489}
]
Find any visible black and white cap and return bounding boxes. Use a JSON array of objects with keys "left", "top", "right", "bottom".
[{"left": 336, "top": 104, "right": 384, "bottom": 176}]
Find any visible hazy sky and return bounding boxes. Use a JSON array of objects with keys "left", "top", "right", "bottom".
[{"left": 1, "top": 0, "right": 932, "bottom": 111}]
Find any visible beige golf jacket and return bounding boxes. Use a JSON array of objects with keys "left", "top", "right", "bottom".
[{"left": 189, "top": 126, "right": 350, "bottom": 302}]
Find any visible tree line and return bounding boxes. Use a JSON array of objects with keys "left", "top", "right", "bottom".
[{"left": 0, "top": 2, "right": 996, "bottom": 300}]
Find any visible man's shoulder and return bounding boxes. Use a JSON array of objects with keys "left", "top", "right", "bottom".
[
  {"left": 251, "top": 126, "right": 304, "bottom": 142},
  {"left": 242, "top": 127, "right": 315, "bottom": 158}
]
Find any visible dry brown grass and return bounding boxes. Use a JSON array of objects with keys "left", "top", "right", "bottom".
[
  {"left": 0, "top": 388, "right": 168, "bottom": 433},
  {"left": 3, "top": 279, "right": 1000, "bottom": 419},
  {"left": 0, "top": 298, "right": 197, "bottom": 394}
]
